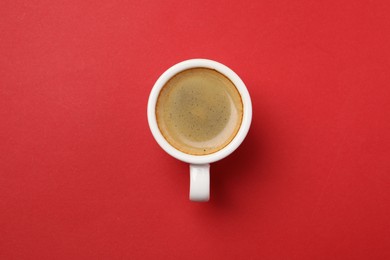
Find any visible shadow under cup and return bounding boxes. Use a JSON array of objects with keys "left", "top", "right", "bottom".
[{"left": 155, "top": 68, "right": 244, "bottom": 156}]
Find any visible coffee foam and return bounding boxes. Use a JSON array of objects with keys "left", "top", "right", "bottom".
[{"left": 156, "top": 68, "right": 243, "bottom": 155}]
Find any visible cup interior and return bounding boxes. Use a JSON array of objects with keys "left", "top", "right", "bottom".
[{"left": 147, "top": 59, "right": 252, "bottom": 164}]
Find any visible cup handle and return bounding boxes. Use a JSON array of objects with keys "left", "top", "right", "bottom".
[{"left": 189, "top": 164, "right": 210, "bottom": 202}]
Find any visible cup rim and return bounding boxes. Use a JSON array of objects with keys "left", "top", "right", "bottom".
[{"left": 147, "top": 58, "right": 252, "bottom": 164}]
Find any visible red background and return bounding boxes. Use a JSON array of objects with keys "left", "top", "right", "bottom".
[{"left": 1, "top": 1, "right": 389, "bottom": 259}]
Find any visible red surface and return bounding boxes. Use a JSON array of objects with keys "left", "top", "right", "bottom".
[{"left": 1, "top": 1, "right": 389, "bottom": 259}]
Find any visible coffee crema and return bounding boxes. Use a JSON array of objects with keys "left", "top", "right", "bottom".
[{"left": 156, "top": 68, "right": 243, "bottom": 155}]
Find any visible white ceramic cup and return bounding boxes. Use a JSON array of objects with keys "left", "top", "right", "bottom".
[{"left": 147, "top": 59, "right": 252, "bottom": 202}]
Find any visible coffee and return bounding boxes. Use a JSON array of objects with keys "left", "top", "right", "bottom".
[{"left": 156, "top": 68, "right": 243, "bottom": 155}]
